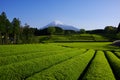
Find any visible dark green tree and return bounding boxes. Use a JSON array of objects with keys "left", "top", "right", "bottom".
[
  {"left": 12, "top": 18, "right": 20, "bottom": 44},
  {"left": 4, "top": 19, "right": 11, "bottom": 44},
  {"left": 0, "top": 12, "right": 9, "bottom": 44},
  {"left": 117, "top": 23, "right": 120, "bottom": 33},
  {"left": 22, "top": 24, "right": 35, "bottom": 43},
  {"left": 0, "top": 14, "right": 2, "bottom": 44},
  {"left": 79, "top": 29, "right": 86, "bottom": 34},
  {"left": 116, "top": 32, "right": 120, "bottom": 39},
  {"left": 116, "top": 23, "right": 120, "bottom": 39},
  {"left": 104, "top": 26, "right": 117, "bottom": 40},
  {"left": 104, "top": 26, "right": 117, "bottom": 34},
  {"left": 47, "top": 27, "right": 56, "bottom": 35},
  {"left": 54, "top": 27, "right": 64, "bottom": 35}
]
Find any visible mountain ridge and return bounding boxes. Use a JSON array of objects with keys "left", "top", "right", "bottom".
[{"left": 42, "top": 20, "right": 79, "bottom": 31}]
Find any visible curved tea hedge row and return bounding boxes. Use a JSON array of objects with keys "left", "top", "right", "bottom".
[
  {"left": 0, "top": 49, "right": 86, "bottom": 80},
  {"left": 105, "top": 51, "right": 120, "bottom": 79},
  {"left": 82, "top": 51, "right": 115, "bottom": 80},
  {"left": 0, "top": 44, "right": 68, "bottom": 57},
  {"left": 0, "top": 48, "right": 73, "bottom": 66},
  {"left": 26, "top": 49, "right": 95, "bottom": 80},
  {"left": 0, "top": 43, "right": 120, "bottom": 80},
  {"left": 114, "top": 52, "right": 120, "bottom": 58}
]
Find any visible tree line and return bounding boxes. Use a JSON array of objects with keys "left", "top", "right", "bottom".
[
  {"left": 87, "top": 24, "right": 120, "bottom": 40},
  {"left": 0, "top": 12, "right": 36, "bottom": 44},
  {"left": 0, "top": 11, "right": 120, "bottom": 44},
  {"left": 38, "top": 25, "right": 120, "bottom": 41},
  {"left": 0, "top": 12, "right": 78, "bottom": 44}
]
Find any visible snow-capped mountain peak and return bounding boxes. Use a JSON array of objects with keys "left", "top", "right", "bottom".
[
  {"left": 51, "top": 20, "right": 64, "bottom": 25},
  {"left": 42, "top": 20, "right": 79, "bottom": 31}
]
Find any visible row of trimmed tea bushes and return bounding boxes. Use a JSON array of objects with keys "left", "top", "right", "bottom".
[
  {"left": 26, "top": 49, "right": 95, "bottom": 80},
  {"left": 0, "top": 44, "right": 47, "bottom": 53},
  {"left": 0, "top": 48, "right": 74, "bottom": 66},
  {"left": 82, "top": 51, "right": 115, "bottom": 80},
  {"left": 0, "top": 44, "right": 61, "bottom": 52},
  {"left": 0, "top": 49, "right": 86, "bottom": 80},
  {"left": 105, "top": 51, "right": 120, "bottom": 79},
  {"left": 56, "top": 42, "right": 111, "bottom": 51},
  {"left": 114, "top": 52, "right": 120, "bottom": 58},
  {"left": 0, "top": 44, "right": 67, "bottom": 57}
]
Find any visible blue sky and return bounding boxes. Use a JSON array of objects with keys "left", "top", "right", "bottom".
[{"left": 0, "top": 0, "right": 120, "bottom": 30}]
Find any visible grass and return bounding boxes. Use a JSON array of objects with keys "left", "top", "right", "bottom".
[
  {"left": 105, "top": 51, "right": 120, "bottom": 79},
  {"left": 82, "top": 51, "right": 115, "bottom": 80},
  {"left": 0, "top": 44, "right": 67, "bottom": 57},
  {"left": 114, "top": 52, "right": 120, "bottom": 58},
  {"left": 26, "top": 49, "right": 95, "bottom": 80},
  {"left": 38, "top": 34, "right": 109, "bottom": 42},
  {"left": 0, "top": 48, "right": 74, "bottom": 66},
  {"left": 55, "top": 42, "right": 118, "bottom": 50},
  {"left": 0, "top": 48, "right": 86, "bottom": 80},
  {"left": 0, "top": 42, "right": 119, "bottom": 80}
]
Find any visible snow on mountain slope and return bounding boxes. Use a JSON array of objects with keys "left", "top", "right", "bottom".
[{"left": 42, "top": 20, "right": 79, "bottom": 31}]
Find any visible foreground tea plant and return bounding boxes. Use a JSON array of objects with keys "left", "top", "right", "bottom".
[
  {"left": 0, "top": 49, "right": 86, "bottom": 80},
  {"left": 26, "top": 50, "right": 95, "bottom": 80},
  {"left": 105, "top": 51, "right": 120, "bottom": 79},
  {"left": 82, "top": 51, "right": 115, "bottom": 80}
]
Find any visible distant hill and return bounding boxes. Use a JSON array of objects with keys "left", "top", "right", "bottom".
[
  {"left": 42, "top": 20, "right": 79, "bottom": 31},
  {"left": 38, "top": 34, "right": 109, "bottom": 43}
]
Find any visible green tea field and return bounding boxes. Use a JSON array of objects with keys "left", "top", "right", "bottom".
[{"left": 0, "top": 42, "right": 120, "bottom": 80}]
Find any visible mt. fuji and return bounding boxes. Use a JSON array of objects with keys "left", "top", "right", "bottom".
[{"left": 42, "top": 20, "right": 79, "bottom": 31}]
